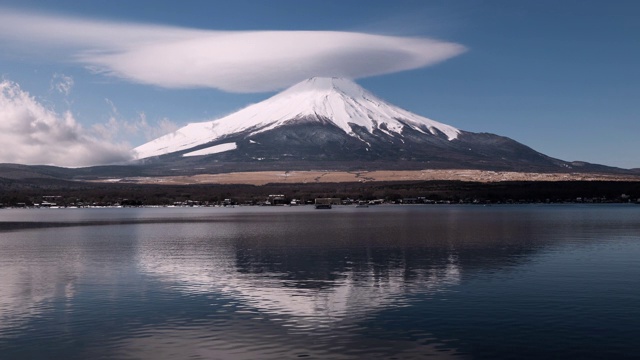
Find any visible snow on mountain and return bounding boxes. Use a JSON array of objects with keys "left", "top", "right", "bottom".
[
  {"left": 182, "top": 142, "right": 237, "bottom": 157},
  {"left": 133, "top": 77, "right": 460, "bottom": 159}
]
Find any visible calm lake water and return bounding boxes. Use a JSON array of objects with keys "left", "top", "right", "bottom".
[{"left": 1, "top": 205, "right": 639, "bottom": 359}]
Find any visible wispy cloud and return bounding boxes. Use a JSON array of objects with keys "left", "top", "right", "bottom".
[
  {"left": 93, "top": 99, "right": 178, "bottom": 142},
  {"left": 50, "top": 73, "right": 74, "bottom": 96},
  {"left": 0, "top": 79, "right": 132, "bottom": 167},
  {"left": 0, "top": 9, "right": 466, "bottom": 93}
]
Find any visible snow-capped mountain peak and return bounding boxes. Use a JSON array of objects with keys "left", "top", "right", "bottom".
[
  {"left": 282, "top": 77, "right": 368, "bottom": 97},
  {"left": 134, "top": 77, "right": 460, "bottom": 159}
]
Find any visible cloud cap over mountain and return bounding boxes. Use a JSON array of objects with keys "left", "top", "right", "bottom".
[{"left": 0, "top": 9, "right": 466, "bottom": 93}]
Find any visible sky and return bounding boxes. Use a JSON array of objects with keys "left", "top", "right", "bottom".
[{"left": 0, "top": 0, "right": 638, "bottom": 168}]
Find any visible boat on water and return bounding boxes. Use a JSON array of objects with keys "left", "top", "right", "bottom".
[{"left": 355, "top": 201, "right": 369, "bottom": 208}]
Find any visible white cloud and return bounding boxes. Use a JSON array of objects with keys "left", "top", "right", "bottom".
[
  {"left": 0, "top": 9, "right": 466, "bottom": 93},
  {"left": 0, "top": 80, "right": 132, "bottom": 167}
]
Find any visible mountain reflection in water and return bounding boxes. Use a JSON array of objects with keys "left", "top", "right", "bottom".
[{"left": 1, "top": 205, "right": 639, "bottom": 359}]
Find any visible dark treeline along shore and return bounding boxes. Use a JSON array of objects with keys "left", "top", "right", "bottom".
[{"left": 1, "top": 176, "right": 639, "bottom": 207}]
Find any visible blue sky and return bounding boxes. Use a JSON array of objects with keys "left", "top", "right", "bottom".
[{"left": 0, "top": 0, "right": 638, "bottom": 168}]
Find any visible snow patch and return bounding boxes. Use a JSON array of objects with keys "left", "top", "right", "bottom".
[{"left": 182, "top": 142, "right": 237, "bottom": 157}]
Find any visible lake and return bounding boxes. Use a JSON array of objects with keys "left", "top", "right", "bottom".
[{"left": 1, "top": 205, "right": 639, "bottom": 359}]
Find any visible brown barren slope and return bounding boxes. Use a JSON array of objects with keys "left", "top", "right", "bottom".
[{"left": 94, "top": 170, "right": 640, "bottom": 186}]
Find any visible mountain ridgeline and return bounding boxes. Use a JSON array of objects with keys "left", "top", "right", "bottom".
[{"left": 132, "top": 77, "right": 612, "bottom": 173}]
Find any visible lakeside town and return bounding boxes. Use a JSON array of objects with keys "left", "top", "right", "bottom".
[{"left": 1, "top": 193, "right": 638, "bottom": 209}]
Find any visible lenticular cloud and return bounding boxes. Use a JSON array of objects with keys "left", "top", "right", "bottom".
[
  {"left": 80, "top": 31, "right": 465, "bottom": 92},
  {"left": 0, "top": 80, "right": 132, "bottom": 167},
  {"left": 0, "top": 9, "right": 466, "bottom": 93}
]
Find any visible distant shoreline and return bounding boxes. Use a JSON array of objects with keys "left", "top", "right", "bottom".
[{"left": 1, "top": 173, "right": 639, "bottom": 208}]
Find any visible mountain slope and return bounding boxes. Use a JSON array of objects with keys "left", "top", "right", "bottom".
[
  {"left": 132, "top": 77, "right": 604, "bottom": 173},
  {"left": 134, "top": 77, "right": 460, "bottom": 159}
]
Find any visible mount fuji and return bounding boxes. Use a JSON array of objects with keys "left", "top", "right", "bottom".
[{"left": 132, "top": 77, "right": 595, "bottom": 172}]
